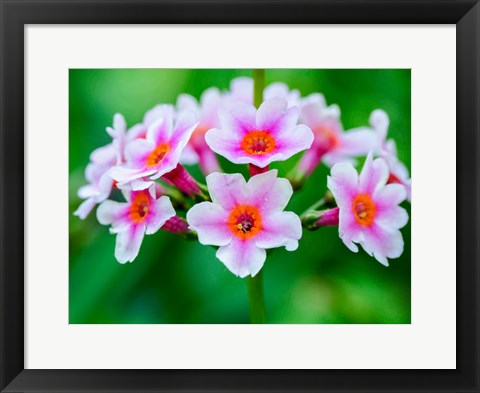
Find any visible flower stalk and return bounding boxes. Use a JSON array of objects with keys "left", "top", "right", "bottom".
[
  {"left": 253, "top": 69, "right": 265, "bottom": 109},
  {"left": 246, "top": 270, "right": 267, "bottom": 323}
]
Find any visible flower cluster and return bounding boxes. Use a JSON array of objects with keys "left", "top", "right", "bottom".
[{"left": 75, "top": 74, "right": 411, "bottom": 276}]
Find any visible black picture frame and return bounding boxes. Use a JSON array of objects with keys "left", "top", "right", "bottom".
[{"left": 1, "top": 1, "right": 479, "bottom": 392}]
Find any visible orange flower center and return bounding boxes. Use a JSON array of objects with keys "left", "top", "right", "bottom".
[
  {"left": 146, "top": 142, "right": 170, "bottom": 167},
  {"left": 227, "top": 204, "right": 263, "bottom": 240},
  {"left": 352, "top": 193, "right": 376, "bottom": 226},
  {"left": 241, "top": 131, "right": 276, "bottom": 155},
  {"left": 129, "top": 191, "right": 151, "bottom": 224}
]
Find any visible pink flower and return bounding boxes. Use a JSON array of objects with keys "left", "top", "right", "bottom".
[
  {"left": 109, "top": 109, "right": 198, "bottom": 191},
  {"left": 74, "top": 114, "right": 129, "bottom": 219},
  {"left": 186, "top": 170, "right": 302, "bottom": 278},
  {"left": 370, "top": 109, "right": 412, "bottom": 202},
  {"left": 227, "top": 77, "right": 300, "bottom": 107},
  {"left": 97, "top": 185, "right": 175, "bottom": 263},
  {"left": 176, "top": 88, "right": 222, "bottom": 174},
  {"left": 74, "top": 162, "right": 115, "bottom": 219},
  {"left": 297, "top": 94, "right": 378, "bottom": 176},
  {"left": 327, "top": 153, "right": 408, "bottom": 266},
  {"left": 130, "top": 104, "right": 200, "bottom": 168},
  {"left": 205, "top": 98, "right": 313, "bottom": 168}
]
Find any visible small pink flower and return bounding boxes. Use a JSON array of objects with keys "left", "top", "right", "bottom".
[
  {"left": 97, "top": 185, "right": 175, "bottom": 263},
  {"left": 297, "top": 94, "right": 378, "bottom": 175},
  {"left": 327, "top": 153, "right": 408, "bottom": 266},
  {"left": 176, "top": 88, "right": 222, "bottom": 174},
  {"left": 227, "top": 77, "right": 300, "bottom": 107},
  {"left": 109, "top": 109, "right": 198, "bottom": 191},
  {"left": 74, "top": 114, "right": 129, "bottom": 219},
  {"left": 205, "top": 98, "right": 313, "bottom": 168},
  {"left": 186, "top": 170, "right": 302, "bottom": 278},
  {"left": 132, "top": 104, "right": 199, "bottom": 168},
  {"left": 74, "top": 162, "right": 115, "bottom": 219},
  {"left": 370, "top": 109, "right": 412, "bottom": 202}
]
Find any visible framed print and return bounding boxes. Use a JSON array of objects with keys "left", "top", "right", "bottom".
[{"left": 1, "top": 1, "right": 479, "bottom": 392}]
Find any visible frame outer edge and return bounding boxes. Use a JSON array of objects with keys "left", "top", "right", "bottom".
[
  {"left": 457, "top": 1, "right": 480, "bottom": 391},
  {"left": 0, "top": 1, "right": 25, "bottom": 392},
  {"left": 0, "top": 0, "right": 479, "bottom": 392}
]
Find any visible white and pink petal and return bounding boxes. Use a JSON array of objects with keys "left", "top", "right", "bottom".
[
  {"left": 336, "top": 128, "right": 378, "bottom": 157},
  {"left": 218, "top": 104, "right": 257, "bottom": 137},
  {"left": 186, "top": 202, "right": 232, "bottom": 246},
  {"left": 204, "top": 128, "right": 243, "bottom": 164},
  {"left": 114, "top": 223, "right": 146, "bottom": 264},
  {"left": 90, "top": 144, "right": 117, "bottom": 166},
  {"left": 216, "top": 239, "right": 266, "bottom": 278},
  {"left": 145, "top": 196, "right": 176, "bottom": 235},
  {"left": 109, "top": 165, "right": 156, "bottom": 184},
  {"left": 96, "top": 200, "right": 130, "bottom": 227},
  {"left": 359, "top": 153, "right": 389, "bottom": 195},
  {"left": 359, "top": 224, "right": 404, "bottom": 266},
  {"left": 143, "top": 104, "right": 175, "bottom": 129},
  {"left": 169, "top": 110, "right": 198, "bottom": 149},
  {"left": 146, "top": 116, "right": 173, "bottom": 145},
  {"left": 374, "top": 184, "right": 408, "bottom": 229},
  {"left": 255, "top": 98, "right": 298, "bottom": 135},
  {"left": 205, "top": 172, "right": 247, "bottom": 210},
  {"left": 274, "top": 124, "right": 314, "bottom": 159},
  {"left": 125, "top": 138, "right": 155, "bottom": 167},
  {"left": 73, "top": 198, "right": 98, "bottom": 220},
  {"left": 255, "top": 211, "right": 302, "bottom": 251},
  {"left": 245, "top": 170, "right": 293, "bottom": 215},
  {"left": 229, "top": 77, "right": 253, "bottom": 104},
  {"left": 327, "top": 162, "right": 359, "bottom": 209}
]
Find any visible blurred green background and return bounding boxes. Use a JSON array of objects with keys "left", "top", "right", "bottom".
[{"left": 69, "top": 69, "right": 411, "bottom": 324}]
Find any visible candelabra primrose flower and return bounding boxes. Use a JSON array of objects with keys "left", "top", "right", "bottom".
[
  {"left": 109, "top": 109, "right": 198, "bottom": 191},
  {"left": 205, "top": 98, "right": 314, "bottom": 168},
  {"left": 74, "top": 114, "right": 130, "bottom": 219},
  {"left": 74, "top": 162, "right": 116, "bottom": 219},
  {"left": 186, "top": 170, "right": 302, "bottom": 278},
  {"left": 299, "top": 94, "right": 378, "bottom": 171},
  {"left": 370, "top": 109, "right": 412, "bottom": 202},
  {"left": 97, "top": 185, "right": 176, "bottom": 263},
  {"left": 327, "top": 153, "right": 409, "bottom": 266}
]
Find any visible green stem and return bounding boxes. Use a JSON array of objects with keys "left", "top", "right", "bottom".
[
  {"left": 246, "top": 270, "right": 267, "bottom": 323},
  {"left": 300, "top": 190, "right": 336, "bottom": 217},
  {"left": 253, "top": 69, "right": 265, "bottom": 108}
]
